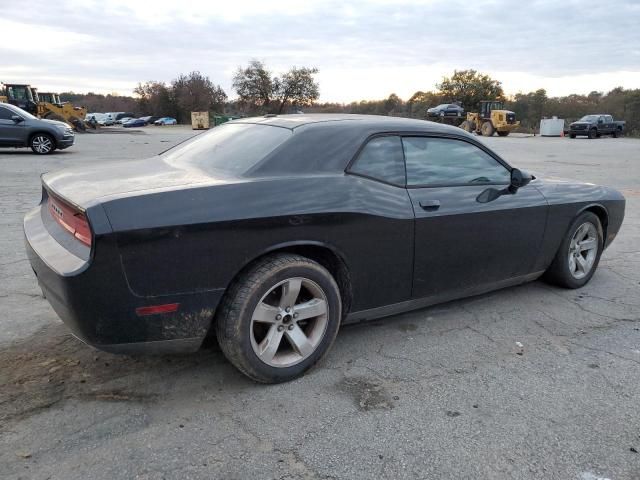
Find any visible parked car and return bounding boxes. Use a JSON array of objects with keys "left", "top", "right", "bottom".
[
  {"left": 123, "top": 118, "right": 147, "bottom": 128},
  {"left": 24, "top": 114, "right": 625, "bottom": 383},
  {"left": 116, "top": 112, "right": 135, "bottom": 122},
  {"left": 85, "top": 113, "right": 107, "bottom": 126},
  {"left": 154, "top": 117, "right": 177, "bottom": 125},
  {"left": 102, "top": 113, "right": 118, "bottom": 126},
  {"left": 569, "top": 114, "right": 625, "bottom": 139},
  {"left": 116, "top": 116, "right": 134, "bottom": 125},
  {"left": 427, "top": 103, "right": 465, "bottom": 118},
  {"left": 139, "top": 116, "right": 159, "bottom": 125},
  {"left": 0, "top": 102, "right": 75, "bottom": 154}
]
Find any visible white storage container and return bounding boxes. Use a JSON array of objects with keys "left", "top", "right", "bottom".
[{"left": 540, "top": 117, "right": 565, "bottom": 136}]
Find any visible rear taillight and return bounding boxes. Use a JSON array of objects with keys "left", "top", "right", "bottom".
[{"left": 47, "top": 195, "right": 92, "bottom": 247}]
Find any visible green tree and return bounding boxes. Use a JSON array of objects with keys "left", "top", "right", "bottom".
[
  {"left": 274, "top": 66, "right": 320, "bottom": 114},
  {"left": 436, "top": 69, "right": 504, "bottom": 111},
  {"left": 406, "top": 91, "right": 442, "bottom": 118},
  {"left": 134, "top": 81, "right": 175, "bottom": 117},
  {"left": 232, "top": 61, "right": 320, "bottom": 114},
  {"left": 171, "top": 71, "right": 227, "bottom": 123},
  {"left": 232, "top": 60, "right": 274, "bottom": 112}
]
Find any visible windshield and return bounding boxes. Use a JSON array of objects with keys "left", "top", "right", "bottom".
[
  {"left": 579, "top": 115, "right": 599, "bottom": 122},
  {"left": 4, "top": 102, "right": 37, "bottom": 120},
  {"left": 163, "top": 123, "right": 292, "bottom": 175}
]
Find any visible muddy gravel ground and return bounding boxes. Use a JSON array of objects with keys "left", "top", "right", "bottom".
[{"left": 1, "top": 127, "right": 639, "bottom": 480}]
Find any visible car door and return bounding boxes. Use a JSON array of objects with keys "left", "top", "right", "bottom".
[
  {"left": 347, "top": 135, "right": 415, "bottom": 309},
  {"left": 402, "top": 135, "right": 548, "bottom": 299},
  {"left": 0, "top": 106, "right": 25, "bottom": 146},
  {"left": 604, "top": 115, "right": 614, "bottom": 133}
]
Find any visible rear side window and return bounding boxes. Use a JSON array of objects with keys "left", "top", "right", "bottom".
[
  {"left": 350, "top": 136, "right": 405, "bottom": 185},
  {"left": 0, "top": 107, "right": 13, "bottom": 120},
  {"left": 163, "top": 123, "right": 291, "bottom": 175},
  {"left": 403, "top": 137, "right": 510, "bottom": 186}
]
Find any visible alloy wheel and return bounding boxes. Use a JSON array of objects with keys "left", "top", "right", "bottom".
[
  {"left": 250, "top": 277, "right": 328, "bottom": 368},
  {"left": 32, "top": 136, "right": 53, "bottom": 154},
  {"left": 567, "top": 222, "right": 598, "bottom": 279}
]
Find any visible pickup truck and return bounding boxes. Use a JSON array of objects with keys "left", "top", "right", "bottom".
[{"left": 569, "top": 114, "right": 625, "bottom": 139}]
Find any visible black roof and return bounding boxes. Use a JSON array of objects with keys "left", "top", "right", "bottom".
[
  {"left": 234, "top": 113, "right": 465, "bottom": 136},
  {"left": 241, "top": 114, "right": 474, "bottom": 177}
]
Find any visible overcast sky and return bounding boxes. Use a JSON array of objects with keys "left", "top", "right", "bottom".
[{"left": 2, "top": 0, "right": 639, "bottom": 102}]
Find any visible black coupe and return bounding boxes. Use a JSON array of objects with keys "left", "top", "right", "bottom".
[{"left": 24, "top": 114, "right": 625, "bottom": 383}]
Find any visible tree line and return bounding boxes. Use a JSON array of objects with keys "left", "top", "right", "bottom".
[{"left": 60, "top": 65, "right": 640, "bottom": 135}]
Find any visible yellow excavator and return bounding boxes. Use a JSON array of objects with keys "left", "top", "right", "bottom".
[
  {"left": 460, "top": 100, "right": 520, "bottom": 137},
  {"left": 1, "top": 83, "right": 89, "bottom": 130}
]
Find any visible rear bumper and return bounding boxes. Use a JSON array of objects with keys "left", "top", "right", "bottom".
[{"left": 24, "top": 204, "right": 223, "bottom": 354}]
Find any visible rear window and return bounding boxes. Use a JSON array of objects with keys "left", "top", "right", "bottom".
[{"left": 163, "top": 123, "right": 291, "bottom": 175}]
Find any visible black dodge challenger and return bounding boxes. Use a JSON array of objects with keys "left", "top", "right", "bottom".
[{"left": 25, "top": 114, "right": 625, "bottom": 382}]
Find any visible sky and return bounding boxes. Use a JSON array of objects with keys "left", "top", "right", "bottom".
[{"left": 2, "top": 0, "right": 640, "bottom": 102}]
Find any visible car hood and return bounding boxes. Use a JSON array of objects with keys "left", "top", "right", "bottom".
[
  {"left": 42, "top": 156, "right": 234, "bottom": 208},
  {"left": 570, "top": 121, "right": 592, "bottom": 126},
  {"left": 532, "top": 175, "right": 624, "bottom": 203}
]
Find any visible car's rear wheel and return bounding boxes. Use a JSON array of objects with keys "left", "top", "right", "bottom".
[
  {"left": 30, "top": 134, "right": 56, "bottom": 155},
  {"left": 215, "top": 254, "right": 341, "bottom": 383},
  {"left": 543, "top": 211, "right": 603, "bottom": 289}
]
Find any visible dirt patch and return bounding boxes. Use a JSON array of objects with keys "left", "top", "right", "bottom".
[
  {"left": 339, "top": 377, "right": 395, "bottom": 411},
  {"left": 0, "top": 323, "right": 215, "bottom": 426}
]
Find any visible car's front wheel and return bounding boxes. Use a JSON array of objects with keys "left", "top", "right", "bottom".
[
  {"left": 215, "top": 254, "right": 342, "bottom": 383},
  {"left": 30, "top": 134, "right": 56, "bottom": 155},
  {"left": 543, "top": 211, "right": 603, "bottom": 289}
]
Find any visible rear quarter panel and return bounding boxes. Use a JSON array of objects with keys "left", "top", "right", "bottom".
[{"left": 101, "top": 175, "right": 415, "bottom": 312}]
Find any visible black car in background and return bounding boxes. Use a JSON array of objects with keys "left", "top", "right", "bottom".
[
  {"left": 0, "top": 103, "right": 75, "bottom": 154},
  {"left": 24, "top": 114, "right": 625, "bottom": 383},
  {"left": 427, "top": 103, "right": 465, "bottom": 118},
  {"left": 569, "top": 114, "right": 625, "bottom": 139}
]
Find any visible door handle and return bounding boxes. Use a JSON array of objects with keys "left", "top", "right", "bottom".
[{"left": 419, "top": 199, "right": 441, "bottom": 211}]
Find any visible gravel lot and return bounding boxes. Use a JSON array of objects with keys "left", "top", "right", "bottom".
[{"left": 1, "top": 126, "right": 639, "bottom": 480}]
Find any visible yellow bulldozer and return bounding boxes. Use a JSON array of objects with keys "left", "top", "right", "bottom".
[
  {"left": 460, "top": 100, "right": 520, "bottom": 137},
  {"left": 1, "top": 83, "right": 89, "bottom": 130}
]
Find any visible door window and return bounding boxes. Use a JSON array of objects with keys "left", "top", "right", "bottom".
[
  {"left": 0, "top": 107, "right": 14, "bottom": 120},
  {"left": 350, "top": 136, "right": 405, "bottom": 185},
  {"left": 403, "top": 137, "right": 511, "bottom": 187}
]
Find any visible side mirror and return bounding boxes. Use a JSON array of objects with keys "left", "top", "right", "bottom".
[
  {"left": 11, "top": 115, "right": 24, "bottom": 123},
  {"left": 510, "top": 168, "right": 533, "bottom": 190}
]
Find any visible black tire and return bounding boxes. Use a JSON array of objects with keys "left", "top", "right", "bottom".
[
  {"left": 569, "top": 133, "right": 576, "bottom": 139},
  {"left": 215, "top": 253, "right": 342, "bottom": 383},
  {"left": 481, "top": 121, "right": 495, "bottom": 136},
  {"left": 497, "top": 131, "right": 510, "bottom": 137},
  {"left": 30, "top": 133, "right": 56, "bottom": 155},
  {"left": 543, "top": 212, "right": 604, "bottom": 289},
  {"left": 613, "top": 128, "right": 620, "bottom": 138},
  {"left": 588, "top": 128, "right": 597, "bottom": 139}
]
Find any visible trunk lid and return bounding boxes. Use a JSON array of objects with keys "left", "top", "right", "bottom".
[{"left": 42, "top": 156, "right": 230, "bottom": 207}]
